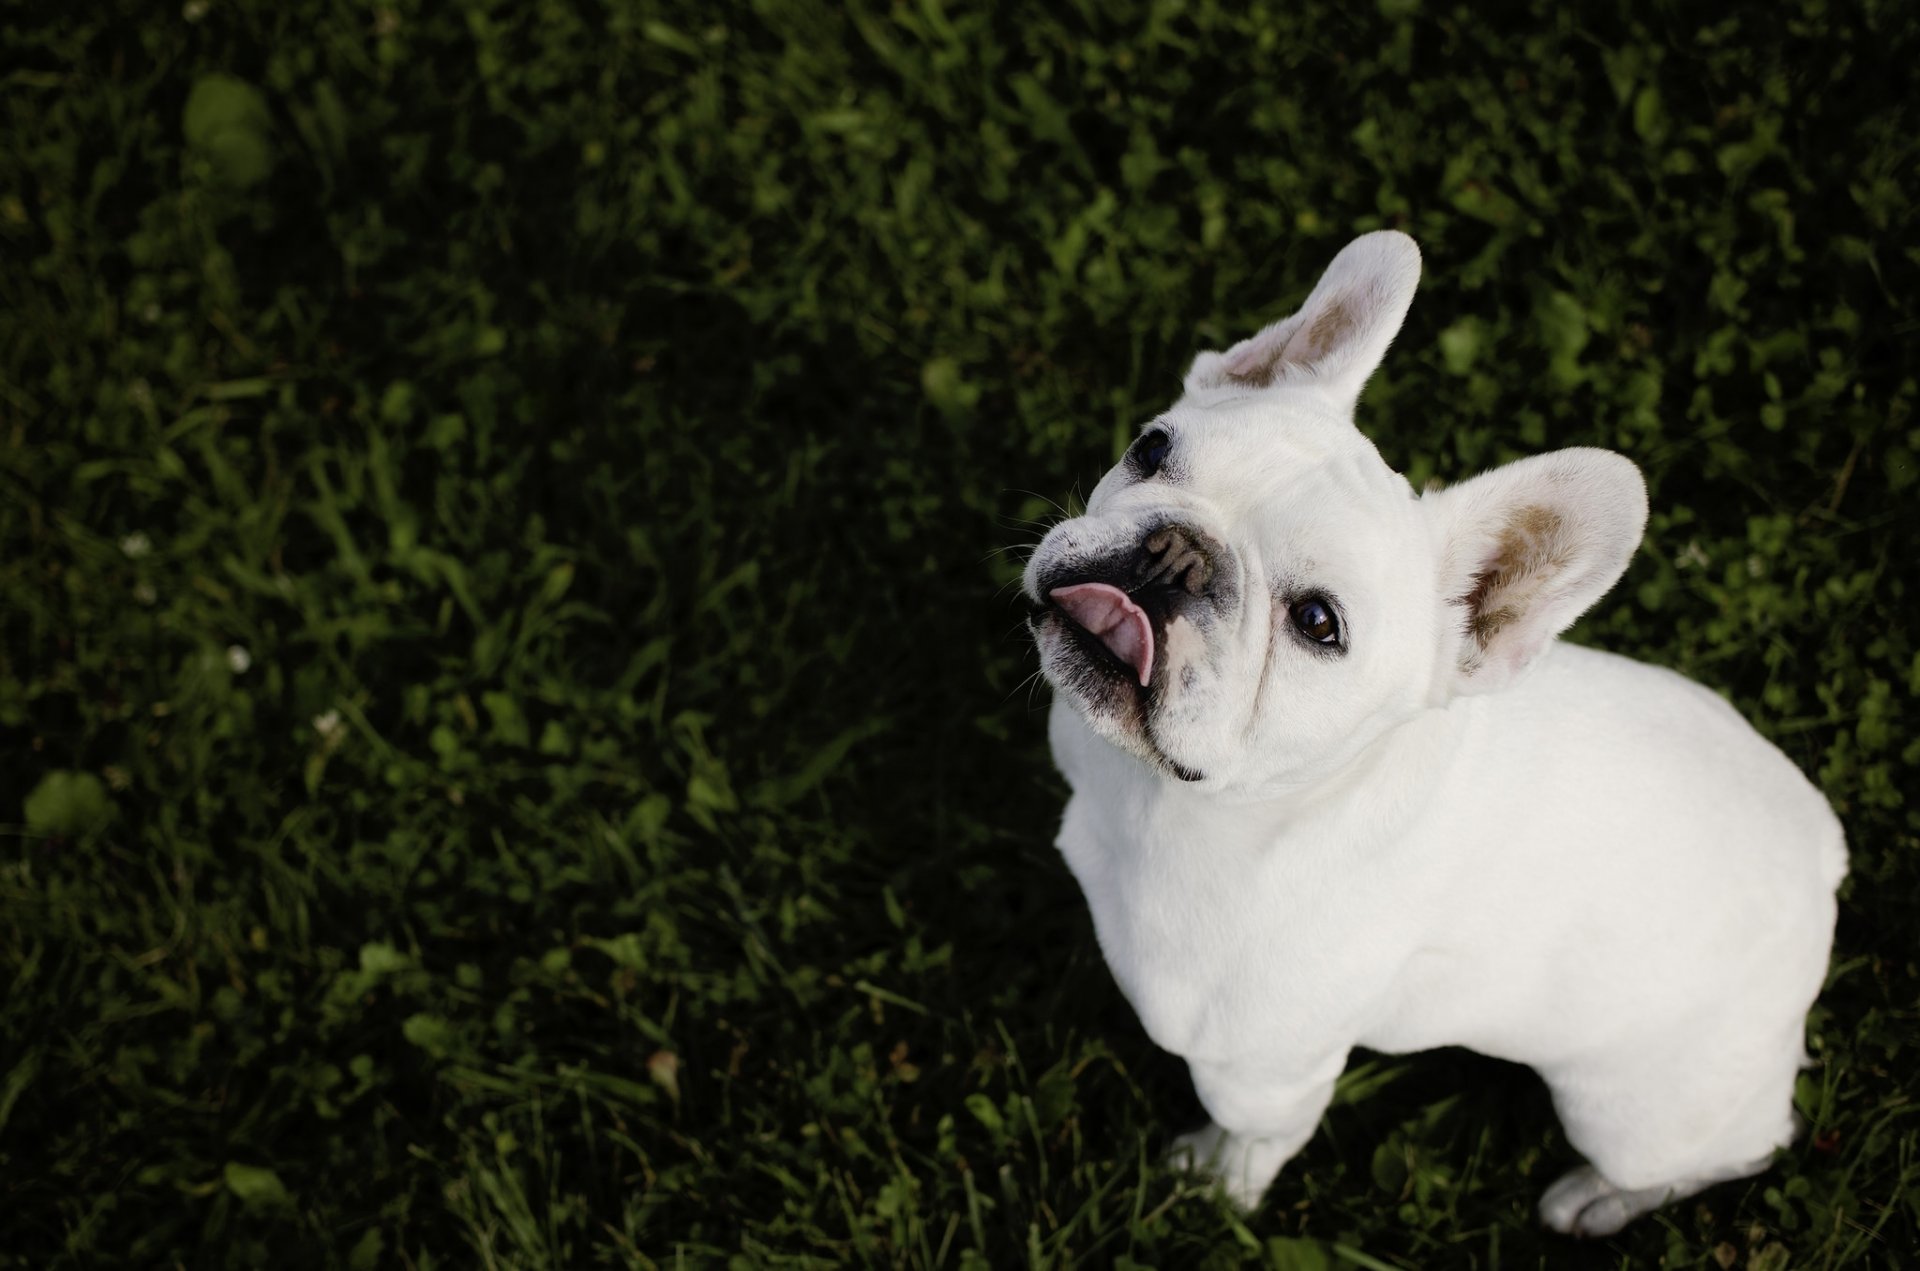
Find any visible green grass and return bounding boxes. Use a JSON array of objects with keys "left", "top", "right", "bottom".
[{"left": 3, "top": 0, "right": 1917, "bottom": 1266}]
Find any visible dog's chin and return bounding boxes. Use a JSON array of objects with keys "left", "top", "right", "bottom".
[{"left": 1031, "top": 611, "right": 1205, "bottom": 782}]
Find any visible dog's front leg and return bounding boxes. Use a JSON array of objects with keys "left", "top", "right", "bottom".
[{"left": 1168, "top": 1049, "right": 1348, "bottom": 1210}]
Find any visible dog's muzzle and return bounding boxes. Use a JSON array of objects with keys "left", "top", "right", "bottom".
[{"left": 1031, "top": 523, "right": 1229, "bottom": 688}]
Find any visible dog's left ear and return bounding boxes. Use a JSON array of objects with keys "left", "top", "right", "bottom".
[
  {"left": 1425, "top": 448, "right": 1648, "bottom": 696},
  {"left": 1184, "top": 230, "right": 1421, "bottom": 412}
]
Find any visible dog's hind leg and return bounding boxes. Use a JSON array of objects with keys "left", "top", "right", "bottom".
[{"left": 1538, "top": 1021, "right": 1803, "bottom": 1236}]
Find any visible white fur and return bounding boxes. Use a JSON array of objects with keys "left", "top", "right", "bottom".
[{"left": 1023, "top": 231, "right": 1845, "bottom": 1234}]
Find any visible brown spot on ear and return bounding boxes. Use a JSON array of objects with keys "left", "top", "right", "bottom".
[
  {"left": 1456, "top": 505, "right": 1568, "bottom": 654},
  {"left": 1224, "top": 294, "right": 1358, "bottom": 389},
  {"left": 1304, "top": 296, "right": 1356, "bottom": 360},
  {"left": 1511, "top": 504, "right": 1562, "bottom": 540},
  {"left": 1467, "top": 604, "right": 1519, "bottom": 643}
]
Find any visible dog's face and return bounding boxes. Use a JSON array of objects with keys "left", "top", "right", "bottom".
[
  {"left": 1025, "top": 395, "right": 1441, "bottom": 786},
  {"left": 1025, "top": 232, "right": 1648, "bottom": 789}
]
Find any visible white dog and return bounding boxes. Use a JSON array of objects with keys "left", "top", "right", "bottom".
[{"left": 1022, "top": 231, "right": 1846, "bottom": 1237}]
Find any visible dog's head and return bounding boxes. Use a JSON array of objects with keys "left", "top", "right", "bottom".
[{"left": 1024, "top": 231, "right": 1648, "bottom": 789}]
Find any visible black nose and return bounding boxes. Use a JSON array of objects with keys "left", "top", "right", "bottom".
[{"left": 1140, "top": 525, "right": 1215, "bottom": 596}]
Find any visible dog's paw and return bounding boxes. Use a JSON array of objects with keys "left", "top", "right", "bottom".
[
  {"left": 1538, "top": 1165, "right": 1662, "bottom": 1238},
  {"left": 1540, "top": 1152, "right": 1776, "bottom": 1238},
  {"left": 1166, "top": 1123, "right": 1273, "bottom": 1211},
  {"left": 1167, "top": 1124, "right": 1228, "bottom": 1173}
]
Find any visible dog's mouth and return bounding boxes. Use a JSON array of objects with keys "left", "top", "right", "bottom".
[
  {"left": 1033, "top": 581, "right": 1202, "bottom": 782},
  {"left": 1030, "top": 530, "right": 1220, "bottom": 694},
  {"left": 1027, "top": 573, "right": 1190, "bottom": 697},
  {"left": 1049, "top": 582, "right": 1156, "bottom": 686},
  {"left": 1024, "top": 525, "right": 1228, "bottom": 783}
]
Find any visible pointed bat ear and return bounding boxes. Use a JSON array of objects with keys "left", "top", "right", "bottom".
[
  {"left": 1425, "top": 448, "right": 1649, "bottom": 696},
  {"left": 1184, "top": 231, "right": 1421, "bottom": 413}
]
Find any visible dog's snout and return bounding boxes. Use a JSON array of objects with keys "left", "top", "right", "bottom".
[{"left": 1142, "top": 525, "right": 1215, "bottom": 597}]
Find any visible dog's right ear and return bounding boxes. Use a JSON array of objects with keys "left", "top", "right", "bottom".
[{"left": 1184, "top": 230, "right": 1421, "bottom": 413}]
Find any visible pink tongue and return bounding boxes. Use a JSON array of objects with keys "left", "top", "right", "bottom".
[{"left": 1050, "top": 583, "right": 1155, "bottom": 686}]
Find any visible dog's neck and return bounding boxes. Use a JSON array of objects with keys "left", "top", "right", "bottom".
[{"left": 1058, "top": 691, "right": 1473, "bottom": 862}]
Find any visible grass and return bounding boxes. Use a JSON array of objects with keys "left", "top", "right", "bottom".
[{"left": 2, "top": 0, "right": 1917, "bottom": 1266}]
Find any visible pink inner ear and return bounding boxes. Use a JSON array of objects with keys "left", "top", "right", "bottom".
[
  {"left": 1050, "top": 583, "right": 1155, "bottom": 686},
  {"left": 1221, "top": 326, "right": 1293, "bottom": 388},
  {"left": 1223, "top": 337, "right": 1275, "bottom": 379}
]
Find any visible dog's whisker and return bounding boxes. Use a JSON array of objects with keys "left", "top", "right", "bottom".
[
  {"left": 998, "top": 615, "right": 1037, "bottom": 641},
  {"left": 993, "top": 576, "right": 1039, "bottom": 602},
  {"left": 1002, "top": 487, "right": 1074, "bottom": 521},
  {"left": 979, "top": 542, "right": 1036, "bottom": 564}
]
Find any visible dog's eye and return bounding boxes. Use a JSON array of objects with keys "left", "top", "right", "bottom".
[
  {"left": 1291, "top": 597, "right": 1341, "bottom": 646},
  {"left": 1133, "top": 428, "right": 1171, "bottom": 478}
]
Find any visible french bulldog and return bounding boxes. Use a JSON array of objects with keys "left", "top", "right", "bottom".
[{"left": 1021, "top": 231, "right": 1846, "bottom": 1237}]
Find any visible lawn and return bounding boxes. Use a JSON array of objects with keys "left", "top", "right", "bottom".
[{"left": 2, "top": 1, "right": 1917, "bottom": 1266}]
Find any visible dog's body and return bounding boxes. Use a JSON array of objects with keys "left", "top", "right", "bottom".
[{"left": 1024, "top": 232, "right": 1844, "bottom": 1236}]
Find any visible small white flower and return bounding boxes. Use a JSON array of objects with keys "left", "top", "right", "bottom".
[
  {"left": 227, "top": 645, "right": 251, "bottom": 674},
  {"left": 313, "top": 710, "right": 345, "bottom": 742},
  {"left": 120, "top": 532, "right": 152, "bottom": 559},
  {"left": 1674, "top": 541, "right": 1710, "bottom": 571}
]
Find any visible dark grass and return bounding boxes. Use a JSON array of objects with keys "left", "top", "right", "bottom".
[{"left": 3, "top": 0, "right": 1918, "bottom": 1266}]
